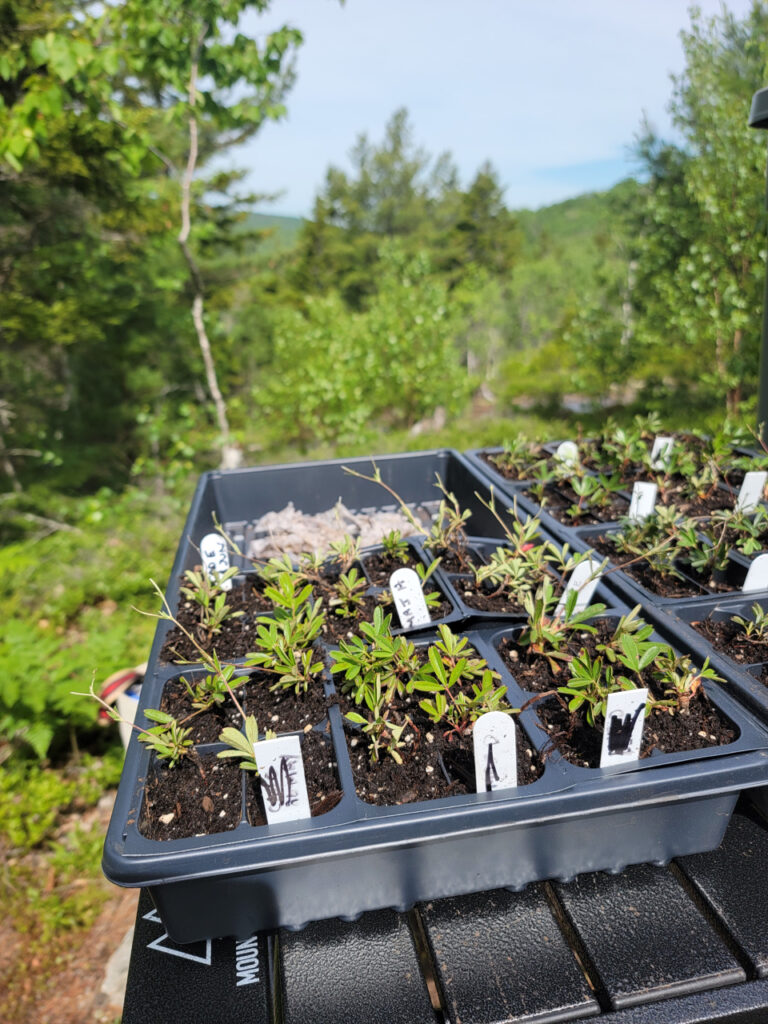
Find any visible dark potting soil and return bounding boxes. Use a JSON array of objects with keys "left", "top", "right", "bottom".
[
  {"left": 346, "top": 717, "right": 542, "bottom": 806},
  {"left": 161, "top": 574, "right": 272, "bottom": 663},
  {"left": 318, "top": 592, "right": 388, "bottom": 644},
  {"left": 588, "top": 534, "right": 734, "bottom": 598},
  {"left": 482, "top": 449, "right": 548, "bottom": 481},
  {"left": 455, "top": 575, "right": 564, "bottom": 616},
  {"left": 160, "top": 669, "right": 331, "bottom": 735},
  {"left": 245, "top": 729, "right": 343, "bottom": 826},
  {"left": 535, "top": 690, "right": 736, "bottom": 769},
  {"left": 496, "top": 619, "right": 619, "bottom": 693},
  {"left": 243, "top": 672, "right": 331, "bottom": 733},
  {"left": 718, "top": 524, "right": 768, "bottom": 557},
  {"left": 159, "top": 674, "right": 253, "bottom": 744},
  {"left": 318, "top": 589, "right": 452, "bottom": 643},
  {"left": 523, "top": 483, "right": 629, "bottom": 525},
  {"left": 657, "top": 487, "right": 734, "bottom": 516},
  {"left": 691, "top": 617, "right": 768, "bottom": 665},
  {"left": 425, "top": 544, "right": 481, "bottom": 574},
  {"left": 139, "top": 753, "right": 242, "bottom": 841},
  {"left": 362, "top": 550, "right": 424, "bottom": 586}
]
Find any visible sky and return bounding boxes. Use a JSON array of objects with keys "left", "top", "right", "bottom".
[{"left": 239, "top": 0, "right": 758, "bottom": 218}]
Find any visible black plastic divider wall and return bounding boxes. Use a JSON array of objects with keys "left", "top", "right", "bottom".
[{"left": 121, "top": 807, "right": 768, "bottom": 1024}]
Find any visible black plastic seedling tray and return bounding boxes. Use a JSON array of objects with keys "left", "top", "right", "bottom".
[
  {"left": 644, "top": 593, "right": 768, "bottom": 817},
  {"left": 104, "top": 450, "right": 768, "bottom": 943}
]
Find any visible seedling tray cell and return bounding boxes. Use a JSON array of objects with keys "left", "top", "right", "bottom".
[{"left": 104, "top": 450, "right": 768, "bottom": 942}]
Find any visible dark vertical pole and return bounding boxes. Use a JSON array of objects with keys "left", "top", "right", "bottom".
[
  {"left": 759, "top": 139, "right": 768, "bottom": 442},
  {"left": 748, "top": 89, "right": 768, "bottom": 442}
]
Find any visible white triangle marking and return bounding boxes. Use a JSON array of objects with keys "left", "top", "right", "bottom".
[{"left": 146, "top": 931, "right": 212, "bottom": 965}]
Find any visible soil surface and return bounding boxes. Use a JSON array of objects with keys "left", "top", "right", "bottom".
[
  {"left": 139, "top": 752, "right": 243, "bottom": 840},
  {"left": 245, "top": 729, "right": 342, "bottom": 825},
  {"left": 496, "top": 619, "right": 619, "bottom": 692},
  {"left": 523, "top": 482, "right": 629, "bottom": 525},
  {"left": 160, "top": 669, "right": 331, "bottom": 736},
  {"left": 691, "top": 617, "right": 768, "bottom": 665},
  {"left": 657, "top": 487, "right": 734, "bottom": 516},
  {"left": 346, "top": 717, "right": 542, "bottom": 805},
  {"left": 161, "top": 573, "right": 270, "bottom": 663},
  {"left": 536, "top": 691, "right": 735, "bottom": 769},
  {"left": 455, "top": 573, "right": 564, "bottom": 616},
  {"left": 362, "top": 549, "right": 425, "bottom": 585},
  {"left": 588, "top": 533, "right": 736, "bottom": 598}
]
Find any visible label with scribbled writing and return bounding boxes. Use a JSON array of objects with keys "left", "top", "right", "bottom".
[
  {"left": 390, "top": 567, "right": 431, "bottom": 629},
  {"left": 252, "top": 735, "right": 310, "bottom": 824},
  {"left": 650, "top": 436, "right": 674, "bottom": 470},
  {"left": 555, "top": 556, "right": 603, "bottom": 618},
  {"left": 628, "top": 481, "right": 658, "bottom": 523},
  {"left": 473, "top": 711, "right": 517, "bottom": 793},
  {"left": 743, "top": 553, "right": 768, "bottom": 593},
  {"left": 554, "top": 440, "right": 579, "bottom": 469},
  {"left": 735, "top": 471, "right": 767, "bottom": 514},
  {"left": 200, "top": 532, "right": 233, "bottom": 592},
  {"left": 600, "top": 688, "right": 648, "bottom": 767}
]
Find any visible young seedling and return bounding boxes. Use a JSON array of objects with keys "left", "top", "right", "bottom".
[
  {"left": 342, "top": 464, "right": 472, "bottom": 569},
  {"left": 330, "top": 567, "right": 368, "bottom": 619},
  {"left": 557, "top": 651, "right": 638, "bottom": 727},
  {"left": 492, "top": 436, "right": 544, "bottom": 480},
  {"left": 556, "top": 615, "right": 667, "bottom": 727},
  {"left": 331, "top": 606, "right": 420, "bottom": 706},
  {"left": 519, "top": 580, "right": 606, "bottom": 672},
  {"left": 408, "top": 625, "right": 510, "bottom": 738},
  {"left": 732, "top": 603, "right": 768, "bottom": 641},
  {"left": 139, "top": 709, "right": 195, "bottom": 766},
  {"left": 182, "top": 662, "right": 245, "bottom": 714},
  {"left": 424, "top": 478, "right": 473, "bottom": 568},
  {"left": 652, "top": 652, "right": 721, "bottom": 714},
  {"left": 676, "top": 518, "right": 731, "bottom": 578},
  {"left": 346, "top": 690, "right": 409, "bottom": 764},
  {"left": 245, "top": 618, "right": 325, "bottom": 695},
  {"left": 217, "top": 715, "right": 277, "bottom": 772},
  {"left": 380, "top": 529, "right": 410, "bottom": 564},
  {"left": 72, "top": 679, "right": 194, "bottom": 768},
  {"left": 328, "top": 534, "right": 362, "bottom": 574},
  {"left": 179, "top": 566, "right": 243, "bottom": 640}
]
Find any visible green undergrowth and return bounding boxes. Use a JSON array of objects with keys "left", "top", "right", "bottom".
[
  {"left": 0, "top": 748, "right": 125, "bottom": 1017},
  {"left": 0, "top": 485, "right": 185, "bottom": 759}
]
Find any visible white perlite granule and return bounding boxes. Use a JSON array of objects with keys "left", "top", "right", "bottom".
[{"left": 244, "top": 499, "right": 431, "bottom": 561}]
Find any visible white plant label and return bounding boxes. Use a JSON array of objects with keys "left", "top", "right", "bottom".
[
  {"left": 743, "top": 553, "right": 768, "bottom": 593},
  {"left": 628, "top": 481, "right": 658, "bottom": 523},
  {"left": 650, "top": 436, "right": 674, "bottom": 470},
  {"left": 735, "top": 471, "right": 767, "bottom": 514},
  {"left": 473, "top": 711, "right": 517, "bottom": 793},
  {"left": 200, "top": 532, "right": 233, "bottom": 592},
  {"left": 555, "top": 556, "right": 603, "bottom": 618},
  {"left": 554, "top": 440, "right": 580, "bottom": 469},
  {"left": 252, "top": 735, "right": 311, "bottom": 824},
  {"left": 390, "top": 567, "right": 431, "bottom": 629},
  {"left": 600, "top": 688, "right": 648, "bottom": 768}
]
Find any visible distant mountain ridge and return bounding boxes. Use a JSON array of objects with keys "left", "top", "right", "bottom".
[{"left": 247, "top": 179, "right": 636, "bottom": 256}]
